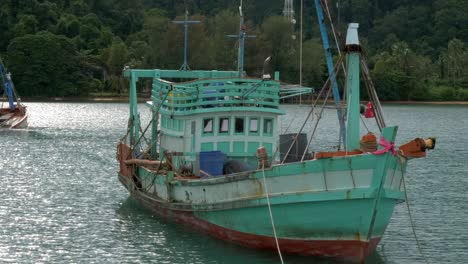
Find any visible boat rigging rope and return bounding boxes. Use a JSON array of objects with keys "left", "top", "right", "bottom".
[
  {"left": 139, "top": 123, "right": 151, "bottom": 146},
  {"left": 360, "top": 115, "right": 370, "bottom": 133},
  {"left": 360, "top": 57, "right": 386, "bottom": 130},
  {"left": 400, "top": 164, "right": 431, "bottom": 264},
  {"left": 127, "top": 113, "right": 153, "bottom": 159},
  {"left": 282, "top": 109, "right": 299, "bottom": 135},
  {"left": 301, "top": 54, "right": 344, "bottom": 160},
  {"left": 126, "top": 90, "right": 171, "bottom": 160},
  {"left": 320, "top": 0, "right": 346, "bottom": 74},
  {"left": 301, "top": 83, "right": 333, "bottom": 161},
  {"left": 281, "top": 54, "right": 344, "bottom": 164},
  {"left": 120, "top": 118, "right": 133, "bottom": 143},
  {"left": 261, "top": 165, "right": 284, "bottom": 264}
]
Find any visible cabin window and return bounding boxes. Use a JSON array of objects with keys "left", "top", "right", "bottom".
[
  {"left": 263, "top": 118, "right": 273, "bottom": 136},
  {"left": 235, "top": 117, "right": 245, "bottom": 134},
  {"left": 249, "top": 118, "right": 259, "bottom": 134},
  {"left": 219, "top": 117, "right": 230, "bottom": 134},
  {"left": 203, "top": 118, "right": 213, "bottom": 134}
]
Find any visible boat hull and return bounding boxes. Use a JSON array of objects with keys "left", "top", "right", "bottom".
[
  {"left": 119, "top": 170, "right": 399, "bottom": 262},
  {"left": 0, "top": 107, "right": 28, "bottom": 129},
  {"left": 117, "top": 125, "right": 404, "bottom": 263}
]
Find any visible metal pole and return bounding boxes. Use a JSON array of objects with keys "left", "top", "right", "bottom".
[
  {"left": 183, "top": 11, "right": 188, "bottom": 70},
  {"left": 173, "top": 10, "right": 200, "bottom": 71},
  {"left": 227, "top": 4, "right": 255, "bottom": 77}
]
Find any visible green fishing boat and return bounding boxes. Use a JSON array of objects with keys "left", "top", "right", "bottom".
[{"left": 116, "top": 9, "right": 435, "bottom": 263}]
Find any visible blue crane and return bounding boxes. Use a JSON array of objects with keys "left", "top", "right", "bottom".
[
  {"left": 0, "top": 61, "right": 16, "bottom": 112},
  {"left": 313, "top": 0, "right": 346, "bottom": 146}
]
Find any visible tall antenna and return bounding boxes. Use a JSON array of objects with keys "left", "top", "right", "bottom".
[
  {"left": 172, "top": 9, "right": 201, "bottom": 71},
  {"left": 299, "top": 0, "right": 303, "bottom": 104},
  {"left": 283, "top": 0, "right": 295, "bottom": 24},
  {"left": 227, "top": 2, "right": 256, "bottom": 77}
]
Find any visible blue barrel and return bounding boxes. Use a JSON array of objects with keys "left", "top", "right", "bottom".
[{"left": 199, "top": 151, "right": 226, "bottom": 177}]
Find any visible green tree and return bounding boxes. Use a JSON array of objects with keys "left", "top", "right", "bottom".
[
  {"left": 7, "top": 32, "right": 91, "bottom": 96},
  {"left": 372, "top": 42, "right": 434, "bottom": 100},
  {"left": 433, "top": 0, "right": 468, "bottom": 47},
  {"left": 127, "top": 40, "right": 151, "bottom": 68},
  {"left": 56, "top": 14, "right": 80, "bottom": 38},
  {"left": 207, "top": 10, "right": 238, "bottom": 71},
  {"left": 69, "top": 0, "right": 90, "bottom": 16},
  {"left": 0, "top": 0, "right": 466, "bottom": 100},
  {"left": 439, "top": 38, "right": 466, "bottom": 86},
  {"left": 141, "top": 8, "right": 170, "bottom": 68},
  {"left": 33, "top": 1, "right": 59, "bottom": 31},
  {"left": 12, "top": 15, "right": 38, "bottom": 37},
  {"left": 301, "top": 39, "right": 326, "bottom": 87},
  {"left": 260, "top": 16, "right": 296, "bottom": 82},
  {"left": 103, "top": 38, "right": 129, "bottom": 94},
  {"left": 77, "top": 13, "right": 112, "bottom": 52}
]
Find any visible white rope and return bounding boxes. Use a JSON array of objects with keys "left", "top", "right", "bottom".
[
  {"left": 299, "top": 0, "right": 303, "bottom": 104},
  {"left": 322, "top": 0, "right": 341, "bottom": 56},
  {"left": 322, "top": 0, "right": 346, "bottom": 74},
  {"left": 401, "top": 165, "right": 430, "bottom": 264},
  {"left": 261, "top": 165, "right": 284, "bottom": 264}
]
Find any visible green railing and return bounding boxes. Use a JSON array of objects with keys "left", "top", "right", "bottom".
[{"left": 152, "top": 78, "right": 280, "bottom": 112}]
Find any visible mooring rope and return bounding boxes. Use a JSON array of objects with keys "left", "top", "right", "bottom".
[
  {"left": 401, "top": 164, "right": 430, "bottom": 264},
  {"left": 261, "top": 165, "right": 284, "bottom": 264}
]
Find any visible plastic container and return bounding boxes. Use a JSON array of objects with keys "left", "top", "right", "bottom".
[
  {"left": 199, "top": 151, "right": 226, "bottom": 177},
  {"left": 279, "top": 133, "right": 307, "bottom": 163}
]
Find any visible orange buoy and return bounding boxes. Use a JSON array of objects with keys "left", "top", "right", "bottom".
[
  {"left": 360, "top": 132, "right": 378, "bottom": 152},
  {"left": 256, "top": 147, "right": 270, "bottom": 168},
  {"left": 361, "top": 132, "right": 377, "bottom": 142}
]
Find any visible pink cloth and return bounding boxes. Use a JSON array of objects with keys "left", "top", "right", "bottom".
[{"left": 372, "top": 136, "right": 396, "bottom": 156}]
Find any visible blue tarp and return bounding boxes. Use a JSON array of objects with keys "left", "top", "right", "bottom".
[{"left": 0, "top": 63, "right": 15, "bottom": 112}]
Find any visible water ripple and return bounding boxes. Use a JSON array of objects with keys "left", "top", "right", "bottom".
[{"left": 0, "top": 103, "right": 466, "bottom": 263}]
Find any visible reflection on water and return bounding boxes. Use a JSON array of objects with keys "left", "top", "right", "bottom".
[{"left": 0, "top": 103, "right": 466, "bottom": 263}]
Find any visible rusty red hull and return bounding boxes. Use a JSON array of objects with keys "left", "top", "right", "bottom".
[{"left": 122, "top": 175, "right": 380, "bottom": 263}]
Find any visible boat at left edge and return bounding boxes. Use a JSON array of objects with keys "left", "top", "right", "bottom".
[{"left": 0, "top": 58, "right": 28, "bottom": 129}]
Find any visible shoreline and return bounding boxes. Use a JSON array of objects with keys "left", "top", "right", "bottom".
[
  {"left": 21, "top": 97, "right": 468, "bottom": 105},
  {"left": 381, "top": 101, "right": 468, "bottom": 105},
  {"left": 22, "top": 96, "right": 150, "bottom": 103}
]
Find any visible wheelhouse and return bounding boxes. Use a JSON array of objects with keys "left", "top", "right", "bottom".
[{"left": 123, "top": 69, "right": 285, "bottom": 174}]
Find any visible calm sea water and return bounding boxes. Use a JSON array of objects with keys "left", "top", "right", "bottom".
[{"left": 0, "top": 102, "right": 466, "bottom": 263}]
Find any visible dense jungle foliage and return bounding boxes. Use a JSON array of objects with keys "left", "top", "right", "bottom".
[{"left": 0, "top": 0, "right": 467, "bottom": 101}]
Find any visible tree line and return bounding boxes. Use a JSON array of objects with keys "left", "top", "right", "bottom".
[{"left": 0, "top": 0, "right": 467, "bottom": 101}]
